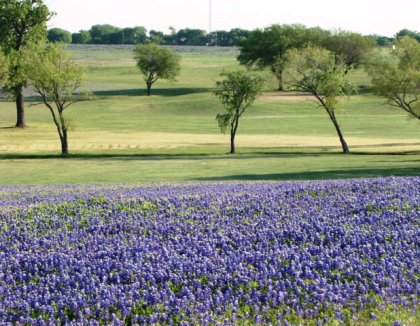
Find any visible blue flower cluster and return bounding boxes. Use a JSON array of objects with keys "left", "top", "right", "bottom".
[{"left": 0, "top": 177, "right": 419, "bottom": 325}]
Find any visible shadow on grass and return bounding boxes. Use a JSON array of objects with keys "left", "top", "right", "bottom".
[
  {"left": 0, "top": 151, "right": 418, "bottom": 161},
  {"left": 16, "top": 87, "right": 211, "bottom": 102},
  {"left": 93, "top": 87, "right": 210, "bottom": 97},
  {"left": 194, "top": 167, "right": 420, "bottom": 181},
  {"left": 0, "top": 151, "right": 327, "bottom": 161}
]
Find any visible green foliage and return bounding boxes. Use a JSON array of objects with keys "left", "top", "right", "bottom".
[
  {"left": 238, "top": 24, "right": 313, "bottom": 68},
  {"left": 175, "top": 28, "right": 207, "bottom": 46},
  {"left": 24, "top": 43, "right": 86, "bottom": 154},
  {"left": 1, "top": 47, "right": 28, "bottom": 94},
  {"left": 366, "top": 36, "right": 420, "bottom": 119},
  {"left": 148, "top": 30, "right": 164, "bottom": 44},
  {"left": 89, "top": 24, "right": 121, "bottom": 44},
  {"left": 71, "top": 30, "right": 91, "bottom": 44},
  {"left": 214, "top": 70, "right": 263, "bottom": 153},
  {"left": 208, "top": 28, "right": 250, "bottom": 46},
  {"left": 0, "top": 49, "right": 8, "bottom": 86},
  {"left": 238, "top": 24, "right": 329, "bottom": 90},
  {"left": 395, "top": 29, "right": 420, "bottom": 42},
  {"left": 47, "top": 28, "right": 72, "bottom": 43},
  {"left": 117, "top": 26, "right": 147, "bottom": 44},
  {"left": 321, "top": 30, "right": 375, "bottom": 70},
  {"left": 25, "top": 43, "right": 84, "bottom": 107},
  {"left": 0, "top": 0, "right": 52, "bottom": 127},
  {"left": 133, "top": 44, "right": 181, "bottom": 95},
  {"left": 286, "top": 46, "right": 353, "bottom": 101},
  {"left": 285, "top": 46, "right": 354, "bottom": 153},
  {"left": 0, "top": 0, "right": 52, "bottom": 52},
  {"left": 214, "top": 71, "right": 263, "bottom": 132},
  {"left": 366, "top": 34, "right": 393, "bottom": 47}
]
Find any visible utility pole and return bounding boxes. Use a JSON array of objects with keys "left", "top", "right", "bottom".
[{"left": 209, "top": 0, "right": 212, "bottom": 33}]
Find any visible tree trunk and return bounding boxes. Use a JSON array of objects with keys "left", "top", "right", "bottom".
[
  {"left": 146, "top": 82, "right": 152, "bottom": 96},
  {"left": 229, "top": 117, "right": 239, "bottom": 154},
  {"left": 276, "top": 73, "right": 283, "bottom": 91},
  {"left": 329, "top": 112, "right": 350, "bottom": 154},
  {"left": 15, "top": 85, "right": 26, "bottom": 128},
  {"left": 230, "top": 130, "right": 235, "bottom": 154},
  {"left": 61, "top": 129, "right": 69, "bottom": 155}
]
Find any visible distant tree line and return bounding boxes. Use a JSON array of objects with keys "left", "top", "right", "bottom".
[
  {"left": 48, "top": 25, "right": 420, "bottom": 47},
  {"left": 48, "top": 25, "right": 251, "bottom": 46}
]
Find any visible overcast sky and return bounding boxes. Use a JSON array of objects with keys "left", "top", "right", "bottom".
[{"left": 45, "top": 0, "right": 419, "bottom": 37}]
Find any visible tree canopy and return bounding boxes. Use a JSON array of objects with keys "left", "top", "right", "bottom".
[
  {"left": 134, "top": 44, "right": 181, "bottom": 96},
  {"left": 174, "top": 28, "right": 207, "bottom": 46},
  {"left": 366, "top": 36, "right": 420, "bottom": 119},
  {"left": 48, "top": 28, "right": 72, "bottom": 43},
  {"left": 321, "top": 30, "right": 375, "bottom": 71},
  {"left": 285, "top": 46, "right": 354, "bottom": 153},
  {"left": 0, "top": 49, "right": 8, "bottom": 86},
  {"left": 395, "top": 29, "right": 420, "bottom": 42},
  {"left": 89, "top": 24, "right": 121, "bottom": 44},
  {"left": 0, "top": 0, "right": 52, "bottom": 127},
  {"left": 238, "top": 24, "right": 330, "bottom": 90},
  {"left": 214, "top": 70, "right": 264, "bottom": 154},
  {"left": 65, "top": 25, "right": 253, "bottom": 46},
  {"left": 71, "top": 30, "right": 91, "bottom": 44}
]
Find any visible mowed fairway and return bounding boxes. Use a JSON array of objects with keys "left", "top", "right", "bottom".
[{"left": 0, "top": 45, "right": 419, "bottom": 184}]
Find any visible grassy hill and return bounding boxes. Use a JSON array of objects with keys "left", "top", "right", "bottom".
[{"left": 0, "top": 45, "right": 418, "bottom": 184}]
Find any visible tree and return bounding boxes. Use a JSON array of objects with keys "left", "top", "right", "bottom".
[
  {"left": 285, "top": 46, "right": 354, "bottom": 154},
  {"left": 0, "top": 0, "right": 52, "bottom": 128},
  {"left": 133, "top": 44, "right": 181, "bottom": 96},
  {"left": 47, "top": 28, "right": 72, "bottom": 43},
  {"left": 24, "top": 44, "right": 85, "bottom": 155},
  {"left": 89, "top": 24, "right": 120, "bottom": 44},
  {"left": 149, "top": 30, "right": 164, "bottom": 44},
  {"left": 213, "top": 71, "right": 264, "bottom": 154},
  {"left": 366, "top": 34, "right": 393, "bottom": 47},
  {"left": 0, "top": 49, "right": 8, "bottom": 86},
  {"left": 208, "top": 29, "right": 251, "bottom": 46},
  {"left": 322, "top": 31, "right": 375, "bottom": 72},
  {"left": 395, "top": 29, "right": 420, "bottom": 42},
  {"left": 238, "top": 24, "right": 325, "bottom": 91},
  {"left": 366, "top": 36, "right": 420, "bottom": 120},
  {"left": 122, "top": 27, "right": 147, "bottom": 44},
  {"left": 175, "top": 28, "right": 207, "bottom": 46},
  {"left": 162, "top": 27, "right": 177, "bottom": 45},
  {"left": 228, "top": 28, "right": 251, "bottom": 46},
  {"left": 72, "top": 30, "right": 91, "bottom": 44}
]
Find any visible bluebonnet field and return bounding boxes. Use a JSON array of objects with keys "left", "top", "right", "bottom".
[{"left": 0, "top": 177, "right": 419, "bottom": 325}]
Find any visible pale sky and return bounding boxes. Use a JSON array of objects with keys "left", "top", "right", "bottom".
[{"left": 45, "top": 0, "right": 419, "bottom": 37}]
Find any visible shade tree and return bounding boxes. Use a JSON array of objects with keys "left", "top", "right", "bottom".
[
  {"left": 0, "top": 0, "right": 52, "bottom": 128},
  {"left": 366, "top": 36, "right": 420, "bottom": 120},
  {"left": 285, "top": 46, "right": 354, "bottom": 153},
  {"left": 238, "top": 24, "right": 328, "bottom": 91},
  {"left": 133, "top": 44, "right": 181, "bottom": 96},
  {"left": 321, "top": 30, "right": 375, "bottom": 72}
]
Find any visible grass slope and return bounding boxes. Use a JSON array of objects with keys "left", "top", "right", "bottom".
[{"left": 0, "top": 45, "right": 418, "bottom": 184}]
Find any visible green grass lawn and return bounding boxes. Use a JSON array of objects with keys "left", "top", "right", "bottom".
[{"left": 0, "top": 45, "right": 418, "bottom": 185}]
